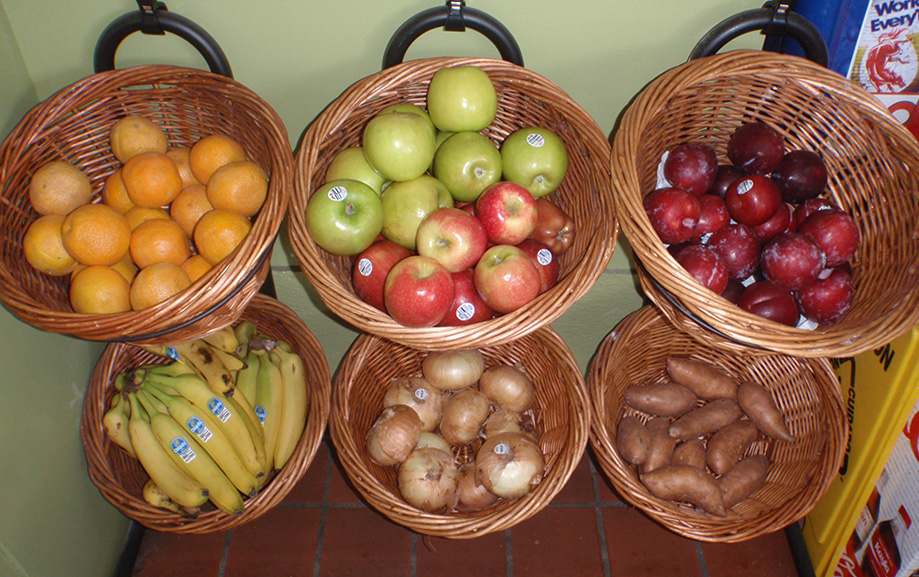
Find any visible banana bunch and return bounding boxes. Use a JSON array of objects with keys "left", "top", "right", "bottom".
[{"left": 102, "top": 322, "right": 311, "bottom": 516}]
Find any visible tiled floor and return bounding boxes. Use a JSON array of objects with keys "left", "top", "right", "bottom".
[{"left": 128, "top": 437, "right": 808, "bottom": 577}]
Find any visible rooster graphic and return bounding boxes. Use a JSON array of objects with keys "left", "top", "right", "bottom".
[{"left": 865, "top": 29, "right": 915, "bottom": 92}]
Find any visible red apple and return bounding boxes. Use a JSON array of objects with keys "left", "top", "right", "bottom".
[
  {"left": 706, "top": 224, "right": 761, "bottom": 280},
  {"left": 351, "top": 239, "right": 412, "bottom": 311},
  {"left": 439, "top": 268, "right": 494, "bottom": 326},
  {"left": 690, "top": 194, "right": 730, "bottom": 243},
  {"left": 530, "top": 198, "right": 575, "bottom": 255},
  {"left": 738, "top": 279, "right": 800, "bottom": 326},
  {"left": 643, "top": 187, "right": 700, "bottom": 245},
  {"left": 796, "top": 267, "right": 855, "bottom": 324},
  {"left": 516, "top": 239, "right": 560, "bottom": 294},
  {"left": 474, "top": 244, "right": 541, "bottom": 314},
  {"left": 455, "top": 201, "right": 477, "bottom": 216},
  {"left": 415, "top": 207, "right": 488, "bottom": 273},
  {"left": 760, "top": 232, "right": 826, "bottom": 291},
  {"left": 796, "top": 209, "right": 859, "bottom": 268},
  {"left": 663, "top": 142, "right": 718, "bottom": 196},
  {"left": 383, "top": 255, "right": 455, "bottom": 327},
  {"left": 674, "top": 244, "right": 728, "bottom": 294},
  {"left": 724, "top": 174, "right": 782, "bottom": 226},
  {"left": 475, "top": 181, "right": 538, "bottom": 245}
]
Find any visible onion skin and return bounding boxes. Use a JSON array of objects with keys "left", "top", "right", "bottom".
[
  {"left": 398, "top": 447, "right": 460, "bottom": 514},
  {"left": 440, "top": 389, "right": 490, "bottom": 446},
  {"left": 456, "top": 463, "right": 499, "bottom": 511},
  {"left": 484, "top": 408, "right": 537, "bottom": 439},
  {"left": 479, "top": 365, "right": 535, "bottom": 412},
  {"left": 365, "top": 405, "right": 423, "bottom": 466},
  {"left": 475, "top": 432, "right": 545, "bottom": 499},
  {"left": 383, "top": 377, "right": 444, "bottom": 432},
  {"left": 422, "top": 349, "right": 485, "bottom": 391},
  {"left": 415, "top": 432, "right": 453, "bottom": 454}
]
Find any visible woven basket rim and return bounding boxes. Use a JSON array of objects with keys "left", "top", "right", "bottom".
[
  {"left": 611, "top": 49, "right": 919, "bottom": 358},
  {"left": 0, "top": 64, "right": 292, "bottom": 344},
  {"left": 288, "top": 56, "right": 618, "bottom": 351}
]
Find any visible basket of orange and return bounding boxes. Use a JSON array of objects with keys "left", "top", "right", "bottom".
[
  {"left": 0, "top": 65, "right": 291, "bottom": 344},
  {"left": 288, "top": 56, "right": 617, "bottom": 351},
  {"left": 611, "top": 49, "right": 919, "bottom": 358}
]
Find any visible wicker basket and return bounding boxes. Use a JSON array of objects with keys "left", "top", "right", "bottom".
[
  {"left": 330, "top": 326, "right": 589, "bottom": 538},
  {"left": 0, "top": 65, "right": 292, "bottom": 344},
  {"left": 79, "top": 293, "right": 330, "bottom": 533},
  {"left": 588, "top": 305, "right": 846, "bottom": 542},
  {"left": 611, "top": 49, "right": 919, "bottom": 358},
  {"left": 289, "top": 56, "right": 617, "bottom": 350}
]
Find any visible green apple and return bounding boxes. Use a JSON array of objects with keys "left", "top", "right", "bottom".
[
  {"left": 426, "top": 65, "right": 497, "bottom": 132},
  {"left": 433, "top": 131, "right": 502, "bottom": 202},
  {"left": 306, "top": 179, "right": 383, "bottom": 256},
  {"left": 362, "top": 110, "right": 436, "bottom": 182},
  {"left": 379, "top": 103, "right": 436, "bottom": 140},
  {"left": 324, "top": 147, "right": 387, "bottom": 194},
  {"left": 500, "top": 126, "right": 569, "bottom": 198},
  {"left": 380, "top": 175, "right": 453, "bottom": 250}
]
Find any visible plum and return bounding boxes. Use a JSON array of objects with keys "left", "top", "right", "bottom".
[
  {"left": 644, "top": 187, "right": 700, "bottom": 245},
  {"left": 706, "top": 223, "right": 761, "bottom": 280},
  {"left": 796, "top": 267, "right": 854, "bottom": 324},
  {"left": 708, "top": 164, "right": 746, "bottom": 199},
  {"left": 690, "top": 194, "right": 730, "bottom": 243},
  {"left": 674, "top": 244, "right": 728, "bottom": 294},
  {"left": 772, "top": 149, "right": 828, "bottom": 203},
  {"left": 790, "top": 197, "right": 838, "bottom": 232},
  {"left": 750, "top": 202, "right": 792, "bottom": 243},
  {"left": 725, "top": 175, "right": 782, "bottom": 226},
  {"left": 664, "top": 142, "right": 718, "bottom": 196},
  {"left": 727, "top": 122, "right": 785, "bottom": 174},
  {"left": 760, "top": 232, "right": 826, "bottom": 291},
  {"left": 796, "top": 209, "right": 859, "bottom": 267},
  {"left": 738, "top": 280, "right": 800, "bottom": 326}
]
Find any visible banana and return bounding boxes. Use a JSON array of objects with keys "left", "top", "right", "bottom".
[
  {"left": 142, "top": 479, "right": 201, "bottom": 518},
  {"left": 255, "top": 351, "right": 284, "bottom": 474},
  {"left": 208, "top": 345, "right": 247, "bottom": 372},
  {"left": 137, "top": 390, "right": 245, "bottom": 516},
  {"left": 103, "top": 392, "right": 136, "bottom": 458},
  {"left": 269, "top": 344, "right": 310, "bottom": 470},
  {"left": 126, "top": 393, "right": 210, "bottom": 509},
  {"left": 234, "top": 350, "right": 262, "bottom": 408},
  {"left": 224, "top": 390, "right": 268, "bottom": 479},
  {"left": 200, "top": 325, "right": 240, "bottom": 355},
  {"left": 233, "top": 320, "right": 257, "bottom": 355},
  {"left": 144, "top": 385, "right": 261, "bottom": 497},
  {"left": 171, "top": 340, "right": 236, "bottom": 397},
  {"left": 141, "top": 360, "right": 197, "bottom": 379},
  {"left": 142, "top": 372, "right": 265, "bottom": 481}
]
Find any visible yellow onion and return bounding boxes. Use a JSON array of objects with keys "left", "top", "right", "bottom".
[
  {"left": 484, "top": 408, "right": 537, "bottom": 439},
  {"left": 365, "top": 405, "right": 422, "bottom": 466},
  {"left": 415, "top": 431, "right": 454, "bottom": 455},
  {"left": 456, "top": 463, "right": 499, "bottom": 511},
  {"left": 439, "top": 389, "right": 490, "bottom": 446},
  {"left": 479, "top": 364, "right": 535, "bottom": 413},
  {"left": 383, "top": 377, "right": 444, "bottom": 432},
  {"left": 475, "top": 432, "right": 545, "bottom": 499},
  {"left": 398, "top": 447, "right": 460, "bottom": 513},
  {"left": 422, "top": 349, "right": 485, "bottom": 391}
]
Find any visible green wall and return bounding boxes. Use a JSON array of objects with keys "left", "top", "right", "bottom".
[{"left": 0, "top": 1, "right": 763, "bottom": 575}]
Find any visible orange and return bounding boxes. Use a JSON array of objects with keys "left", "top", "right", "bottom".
[
  {"left": 69, "top": 265, "right": 132, "bottom": 314},
  {"left": 121, "top": 151, "right": 183, "bottom": 208},
  {"left": 170, "top": 184, "right": 213, "bottom": 237},
  {"left": 205, "top": 160, "right": 269, "bottom": 218},
  {"left": 61, "top": 203, "right": 131, "bottom": 266},
  {"left": 28, "top": 160, "right": 93, "bottom": 216},
  {"left": 188, "top": 134, "right": 247, "bottom": 184},
  {"left": 101, "top": 168, "right": 135, "bottom": 214},
  {"left": 73, "top": 253, "right": 137, "bottom": 284},
  {"left": 129, "top": 262, "right": 191, "bottom": 310},
  {"left": 129, "top": 218, "right": 191, "bottom": 269},
  {"left": 166, "top": 147, "right": 201, "bottom": 189},
  {"left": 193, "top": 208, "right": 252, "bottom": 265},
  {"left": 181, "top": 254, "right": 213, "bottom": 283},
  {"left": 110, "top": 115, "right": 168, "bottom": 164},
  {"left": 23, "top": 214, "right": 78, "bottom": 276},
  {"left": 124, "top": 206, "right": 171, "bottom": 230}
]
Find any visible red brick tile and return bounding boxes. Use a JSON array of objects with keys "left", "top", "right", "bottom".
[
  {"left": 416, "top": 532, "right": 507, "bottom": 577},
  {"left": 282, "top": 441, "right": 330, "bottom": 504},
  {"left": 224, "top": 508, "right": 320, "bottom": 577},
  {"left": 319, "top": 508, "right": 412, "bottom": 577},
  {"left": 132, "top": 529, "right": 227, "bottom": 577},
  {"left": 702, "top": 529, "right": 798, "bottom": 577},
  {"left": 552, "top": 453, "right": 595, "bottom": 503},
  {"left": 512, "top": 507, "right": 605, "bottom": 577},
  {"left": 603, "top": 507, "right": 703, "bottom": 577}
]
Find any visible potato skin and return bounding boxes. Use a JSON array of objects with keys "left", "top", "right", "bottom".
[
  {"left": 720, "top": 455, "right": 770, "bottom": 509},
  {"left": 668, "top": 398, "right": 743, "bottom": 441},
  {"left": 672, "top": 438, "right": 707, "bottom": 470},
  {"left": 640, "top": 465, "right": 726, "bottom": 516},
  {"left": 616, "top": 415, "right": 652, "bottom": 465},
  {"left": 640, "top": 417, "right": 677, "bottom": 474},
  {"left": 737, "top": 381, "right": 795, "bottom": 443},
  {"left": 624, "top": 382, "right": 698, "bottom": 417},
  {"left": 706, "top": 420, "right": 759, "bottom": 475},
  {"left": 666, "top": 358, "right": 738, "bottom": 400}
]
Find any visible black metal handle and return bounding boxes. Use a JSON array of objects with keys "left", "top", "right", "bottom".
[
  {"left": 383, "top": 1, "right": 523, "bottom": 69},
  {"left": 94, "top": 0, "right": 233, "bottom": 77},
  {"left": 689, "top": 3, "right": 828, "bottom": 67}
]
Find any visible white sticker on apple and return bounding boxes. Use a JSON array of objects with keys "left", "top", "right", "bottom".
[
  {"left": 525, "top": 133, "right": 546, "bottom": 148},
  {"left": 327, "top": 186, "right": 348, "bottom": 201},
  {"left": 357, "top": 258, "right": 373, "bottom": 277},
  {"left": 455, "top": 303, "right": 476, "bottom": 321}
]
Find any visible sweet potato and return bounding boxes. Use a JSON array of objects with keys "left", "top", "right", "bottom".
[
  {"left": 640, "top": 465, "right": 726, "bottom": 516},
  {"left": 666, "top": 358, "right": 738, "bottom": 400},
  {"left": 706, "top": 420, "right": 759, "bottom": 475},
  {"left": 616, "top": 415, "right": 652, "bottom": 465},
  {"left": 668, "top": 398, "right": 743, "bottom": 441},
  {"left": 671, "top": 438, "right": 707, "bottom": 469},
  {"left": 624, "top": 382, "right": 698, "bottom": 417},
  {"left": 640, "top": 417, "right": 677, "bottom": 474},
  {"left": 737, "top": 381, "right": 795, "bottom": 443},
  {"left": 720, "top": 455, "right": 770, "bottom": 509}
]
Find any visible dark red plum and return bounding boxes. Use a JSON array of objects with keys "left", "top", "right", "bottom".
[
  {"left": 796, "top": 267, "right": 855, "bottom": 324},
  {"left": 725, "top": 174, "right": 782, "bottom": 226},
  {"left": 790, "top": 197, "right": 838, "bottom": 232},
  {"left": 691, "top": 194, "right": 730, "bottom": 243},
  {"left": 772, "top": 149, "right": 828, "bottom": 203},
  {"left": 760, "top": 232, "right": 826, "bottom": 291},
  {"left": 664, "top": 142, "right": 718, "bottom": 196},
  {"left": 674, "top": 244, "right": 728, "bottom": 294},
  {"left": 709, "top": 164, "right": 746, "bottom": 199},
  {"left": 727, "top": 122, "right": 785, "bottom": 174},
  {"left": 721, "top": 278, "right": 745, "bottom": 304},
  {"left": 644, "top": 187, "right": 701, "bottom": 245},
  {"left": 738, "top": 280, "right": 800, "bottom": 326},
  {"left": 796, "top": 209, "right": 859, "bottom": 267},
  {"left": 750, "top": 202, "right": 792, "bottom": 243},
  {"left": 706, "top": 223, "right": 761, "bottom": 280}
]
